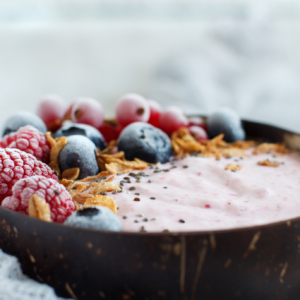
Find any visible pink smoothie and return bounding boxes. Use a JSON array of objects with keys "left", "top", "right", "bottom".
[{"left": 109, "top": 150, "right": 300, "bottom": 232}]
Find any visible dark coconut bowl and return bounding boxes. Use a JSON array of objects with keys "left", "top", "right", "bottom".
[{"left": 1, "top": 119, "right": 300, "bottom": 300}]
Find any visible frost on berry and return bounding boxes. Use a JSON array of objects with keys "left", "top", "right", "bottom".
[
  {"left": 0, "top": 125, "right": 50, "bottom": 163},
  {"left": 0, "top": 148, "right": 57, "bottom": 203},
  {"left": 2, "top": 175, "right": 75, "bottom": 223}
]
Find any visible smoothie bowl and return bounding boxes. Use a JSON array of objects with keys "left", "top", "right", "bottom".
[{"left": 0, "top": 95, "right": 299, "bottom": 300}]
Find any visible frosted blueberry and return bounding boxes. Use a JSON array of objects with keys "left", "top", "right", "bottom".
[
  {"left": 118, "top": 122, "right": 172, "bottom": 164},
  {"left": 207, "top": 108, "right": 245, "bottom": 142},
  {"left": 54, "top": 123, "right": 106, "bottom": 150},
  {"left": 64, "top": 207, "right": 122, "bottom": 231},
  {"left": 1, "top": 112, "right": 47, "bottom": 137},
  {"left": 59, "top": 135, "right": 99, "bottom": 179}
]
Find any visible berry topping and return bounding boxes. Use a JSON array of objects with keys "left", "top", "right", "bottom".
[
  {"left": 54, "top": 123, "right": 106, "bottom": 150},
  {"left": 116, "top": 94, "right": 150, "bottom": 127},
  {"left": 148, "top": 100, "right": 162, "bottom": 127},
  {"left": 2, "top": 175, "right": 75, "bottom": 223},
  {"left": 36, "top": 94, "right": 67, "bottom": 131},
  {"left": 58, "top": 135, "right": 99, "bottom": 179},
  {"left": 159, "top": 106, "right": 188, "bottom": 135},
  {"left": 118, "top": 122, "right": 172, "bottom": 164},
  {"left": 98, "top": 122, "right": 120, "bottom": 144},
  {"left": 188, "top": 116, "right": 207, "bottom": 130},
  {"left": 1, "top": 112, "right": 47, "bottom": 137},
  {"left": 0, "top": 125, "right": 50, "bottom": 163},
  {"left": 207, "top": 108, "right": 245, "bottom": 142},
  {"left": 64, "top": 207, "right": 122, "bottom": 231},
  {"left": 0, "top": 148, "right": 57, "bottom": 203},
  {"left": 189, "top": 126, "right": 208, "bottom": 141},
  {"left": 71, "top": 97, "right": 104, "bottom": 128}
]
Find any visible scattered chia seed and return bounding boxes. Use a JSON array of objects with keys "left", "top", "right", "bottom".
[
  {"left": 72, "top": 187, "right": 77, "bottom": 190},
  {"left": 129, "top": 172, "right": 137, "bottom": 177},
  {"left": 120, "top": 180, "right": 126, "bottom": 183},
  {"left": 136, "top": 179, "right": 141, "bottom": 183},
  {"left": 143, "top": 218, "right": 148, "bottom": 222},
  {"left": 134, "top": 193, "right": 140, "bottom": 196},
  {"left": 117, "top": 173, "right": 122, "bottom": 176},
  {"left": 163, "top": 186, "right": 168, "bottom": 189},
  {"left": 171, "top": 166, "right": 177, "bottom": 169},
  {"left": 112, "top": 190, "right": 117, "bottom": 194},
  {"left": 226, "top": 157, "right": 232, "bottom": 159},
  {"left": 134, "top": 197, "right": 140, "bottom": 201},
  {"left": 179, "top": 219, "right": 185, "bottom": 223},
  {"left": 154, "top": 170, "right": 161, "bottom": 173},
  {"left": 150, "top": 197, "right": 156, "bottom": 200},
  {"left": 123, "top": 216, "right": 127, "bottom": 219},
  {"left": 129, "top": 187, "right": 136, "bottom": 191},
  {"left": 163, "top": 169, "right": 170, "bottom": 172},
  {"left": 150, "top": 217, "right": 157, "bottom": 221},
  {"left": 137, "top": 214, "right": 144, "bottom": 217},
  {"left": 134, "top": 220, "right": 139, "bottom": 223},
  {"left": 54, "top": 190, "right": 60, "bottom": 195},
  {"left": 137, "top": 172, "right": 145, "bottom": 176},
  {"left": 127, "top": 180, "right": 132, "bottom": 184},
  {"left": 120, "top": 183, "right": 124, "bottom": 186},
  {"left": 124, "top": 177, "right": 130, "bottom": 180},
  {"left": 148, "top": 180, "right": 153, "bottom": 183},
  {"left": 117, "top": 190, "right": 123, "bottom": 193},
  {"left": 183, "top": 165, "right": 188, "bottom": 169},
  {"left": 100, "top": 192, "right": 107, "bottom": 195}
]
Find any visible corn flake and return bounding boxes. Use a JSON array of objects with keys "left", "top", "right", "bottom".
[
  {"left": 225, "top": 164, "right": 243, "bottom": 171},
  {"left": 61, "top": 168, "right": 80, "bottom": 181},
  {"left": 257, "top": 160, "right": 280, "bottom": 167},
  {"left": 28, "top": 194, "right": 52, "bottom": 222}
]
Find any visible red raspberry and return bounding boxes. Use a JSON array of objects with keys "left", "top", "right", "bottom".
[
  {"left": 2, "top": 175, "right": 75, "bottom": 223},
  {"left": 0, "top": 125, "right": 50, "bottom": 163},
  {"left": 0, "top": 148, "right": 57, "bottom": 203}
]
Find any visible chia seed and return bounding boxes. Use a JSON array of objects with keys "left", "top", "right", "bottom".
[
  {"left": 134, "top": 197, "right": 140, "bottom": 201},
  {"left": 134, "top": 193, "right": 140, "bottom": 196},
  {"left": 123, "top": 216, "right": 127, "bottom": 219},
  {"left": 183, "top": 165, "right": 188, "bottom": 169},
  {"left": 143, "top": 218, "right": 148, "bottom": 222},
  {"left": 129, "top": 187, "right": 136, "bottom": 191},
  {"left": 163, "top": 186, "right": 168, "bottom": 189},
  {"left": 134, "top": 220, "right": 139, "bottom": 223},
  {"left": 150, "top": 197, "right": 156, "bottom": 200},
  {"left": 179, "top": 219, "right": 185, "bottom": 223},
  {"left": 112, "top": 190, "right": 117, "bottom": 194},
  {"left": 117, "top": 173, "right": 122, "bottom": 176},
  {"left": 54, "top": 190, "right": 60, "bottom": 195},
  {"left": 136, "top": 179, "right": 141, "bottom": 183},
  {"left": 148, "top": 180, "right": 153, "bottom": 183},
  {"left": 100, "top": 192, "right": 107, "bottom": 195}
]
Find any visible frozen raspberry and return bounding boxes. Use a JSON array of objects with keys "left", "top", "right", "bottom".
[
  {"left": 0, "top": 148, "right": 57, "bottom": 203},
  {"left": 36, "top": 95, "right": 67, "bottom": 131},
  {"left": 2, "top": 176, "right": 75, "bottom": 223},
  {"left": 0, "top": 125, "right": 50, "bottom": 163},
  {"left": 71, "top": 97, "right": 104, "bottom": 128},
  {"left": 148, "top": 100, "right": 162, "bottom": 127},
  {"left": 159, "top": 106, "right": 188, "bottom": 134},
  {"left": 116, "top": 93, "right": 150, "bottom": 127}
]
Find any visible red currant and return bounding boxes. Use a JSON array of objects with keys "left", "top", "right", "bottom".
[
  {"left": 159, "top": 106, "right": 188, "bottom": 134},
  {"left": 116, "top": 94, "right": 150, "bottom": 127},
  {"left": 71, "top": 97, "right": 104, "bottom": 128},
  {"left": 188, "top": 116, "right": 207, "bottom": 130},
  {"left": 148, "top": 100, "right": 162, "bottom": 127},
  {"left": 36, "top": 95, "right": 67, "bottom": 131},
  {"left": 98, "top": 122, "right": 119, "bottom": 144},
  {"left": 189, "top": 125, "right": 208, "bottom": 141}
]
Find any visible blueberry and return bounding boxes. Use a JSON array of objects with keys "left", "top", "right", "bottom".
[
  {"left": 59, "top": 135, "right": 99, "bottom": 179},
  {"left": 64, "top": 207, "right": 122, "bottom": 231},
  {"left": 1, "top": 112, "right": 47, "bottom": 137},
  {"left": 118, "top": 122, "right": 172, "bottom": 164},
  {"left": 207, "top": 108, "right": 245, "bottom": 142},
  {"left": 54, "top": 122, "right": 106, "bottom": 150}
]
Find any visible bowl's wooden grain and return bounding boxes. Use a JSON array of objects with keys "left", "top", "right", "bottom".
[{"left": 0, "top": 120, "right": 299, "bottom": 300}]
